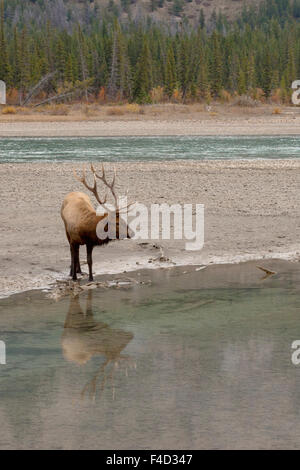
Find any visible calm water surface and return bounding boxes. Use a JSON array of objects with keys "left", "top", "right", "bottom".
[
  {"left": 0, "top": 136, "right": 300, "bottom": 162},
  {"left": 0, "top": 261, "right": 300, "bottom": 449}
]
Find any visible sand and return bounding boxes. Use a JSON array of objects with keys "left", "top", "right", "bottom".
[
  {"left": 0, "top": 116, "right": 300, "bottom": 137},
  {"left": 1, "top": 159, "right": 300, "bottom": 298}
]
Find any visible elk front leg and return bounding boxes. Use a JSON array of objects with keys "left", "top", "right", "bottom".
[
  {"left": 69, "top": 244, "right": 74, "bottom": 278},
  {"left": 76, "top": 247, "right": 82, "bottom": 274},
  {"left": 70, "top": 247, "right": 82, "bottom": 275},
  {"left": 70, "top": 243, "right": 80, "bottom": 281},
  {"left": 86, "top": 243, "right": 94, "bottom": 282}
]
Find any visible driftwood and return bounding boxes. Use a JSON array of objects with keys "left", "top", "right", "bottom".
[
  {"left": 34, "top": 78, "right": 93, "bottom": 107},
  {"left": 256, "top": 265, "right": 276, "bottom": 280},
  {"left": 34, "top": 90, "right": 76, "bottom": 107},
  {"left": 46, "top": 276, "right": 151, "bottom": 301},
  {"left": 22, "top": 71, "right": 57, "bottom": 106}
]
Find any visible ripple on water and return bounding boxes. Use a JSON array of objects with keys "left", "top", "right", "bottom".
[{"left": 1, "top": 135, "right": 300, "bottom": 163}]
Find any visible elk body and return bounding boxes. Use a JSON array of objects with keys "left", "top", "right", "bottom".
[{"left": 61, "top": 164, "right": 129, "bottom": 282}]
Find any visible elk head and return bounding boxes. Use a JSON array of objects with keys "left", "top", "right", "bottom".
[{"left": 74, "top": 163, "right": 133, "bottom": 242}]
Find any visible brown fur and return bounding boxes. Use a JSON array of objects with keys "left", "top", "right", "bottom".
[{"left": 61, "top": 191, "right": 120, "bottom": 281}]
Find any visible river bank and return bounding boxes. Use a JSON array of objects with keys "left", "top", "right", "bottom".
[
  {"left": 1, "top": 160, "right": 300, "bottom": 298},
  {"left": 0, "top": 104, "right": 300, "bottom": 137}
]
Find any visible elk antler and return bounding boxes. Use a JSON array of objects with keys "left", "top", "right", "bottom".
[
  {"left": 75, "top": 164, "right": 134, "bottom": 213},
  {"left": 74, "top": 165, "right": 108, "bottom": 208},
  {"left": 91, "top": 163, "right": 119, "bottom": 210}
]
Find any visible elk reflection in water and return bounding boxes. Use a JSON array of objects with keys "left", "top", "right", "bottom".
[{"left": 61, "top": 291, "right": 135, "bottom": 401}]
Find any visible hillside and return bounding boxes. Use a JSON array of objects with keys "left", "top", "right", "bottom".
[
  {"left": 69, "top": 0, "right": 264, "bottom": 24},
  {"left": 6, "top": 0, "right": 264, "bottom": 29},
  {"left": 1, "top": 0, "right": 300, "bottom": 107}
]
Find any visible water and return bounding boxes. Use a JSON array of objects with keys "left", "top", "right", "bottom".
[
  {"left": 1, "top": 135, "right": 300, "bottom": 162},
  {"left": 0, "top": 261, "right": 300, "bottom": 449}
]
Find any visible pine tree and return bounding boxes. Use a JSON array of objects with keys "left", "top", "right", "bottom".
[
  {"left": 0, "top": 0, "right": 12, "bottom": 85},
  {"left": 164, "top": 45, "right": 176, "bottom": 98},
  {"left": 65, "top": 54, "right": 74, "bottom": 84},
  {"left": 108, "top": 21, "right": 132, "bottom": 100},
  {"left": 261, "top": 48, "right": 273, "bottom": 97},
  {"left": 77, "top": 24, "right": 89, "bottom": 100},
  {"left": 19, "top": 27, "right": 31, "bottom": 103},
  {"left": 199, "top": 9, "right": 205, "bottom": 29},
  {"left": 178, "top": 38, "right": 193, "bottom": 101},
  {"left": 57, "top": 37, "right": 67, "bottom": 83},
  {"left": 246, "top": 54, "right": 256, "bottom": 92},
  {"left": 209, "top": 31, "right": 222, "bottom": 97},
  {"left": 1, "top": 0, "right": 300, "bottom": 105},
  {"left": 133, "top": 39, "right": 153, "bottom": 103},
  {"left": 12, "top": 26, "right": 21, "bottom": 90},
  {"left": 238, "top": 67, "right": 247, "bottom": 95},
  {"left": 286, "top": 37, "right": 297, "bottom": 86}
]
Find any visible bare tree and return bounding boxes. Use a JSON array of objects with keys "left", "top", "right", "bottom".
[{"left": 22, "top": 71, "right": 57, "bottom": 106}]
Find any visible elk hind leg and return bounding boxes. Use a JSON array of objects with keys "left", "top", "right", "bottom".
[
  {"left": 76, "top": 246, "right": 82, "bottom": 274},
  {"left": 69, "top": 245, "right": 82, "bottom": 276},
  {"left": 86, "top": 243, "right": 94, "bottom": 282},
  {"left": 70, "top": 243, "right": 80, "bottom": 281}
]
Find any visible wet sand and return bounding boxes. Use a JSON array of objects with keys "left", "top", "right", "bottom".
[{"left": 0, "top": 160, "right": 300, "bottom": 298}]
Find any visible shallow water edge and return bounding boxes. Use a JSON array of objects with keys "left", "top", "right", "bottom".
[
  {"left": 1, "top": 257, "right": 298, "bottom": 306},
  {"left": 1, "top": 247, "right": 299, "bottom": 300},
  {"left": 1, "top": 259, "right": 300, "bottom": 449}
]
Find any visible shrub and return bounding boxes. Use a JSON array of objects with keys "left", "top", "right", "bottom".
[
  {"left": 124, "top": 103, "right": 141, "bottom": 113},
  {"left": 106, "top": 106, "right": 125, "bottom": 116},
  {"left": 271, "top": 88, "right": 282, "bottom": 104},
  {"left": 172, "top": 88, "right": 182, "bottom": 103},
  {"left": 220, "top": 89, "right": 232, "bottom": 103},
  {"left": 17, "top": 107, "right": 31, "bottom": 115},
  {"left": 106, "top": 104, "right": 144, "bottom": 115},
  {"left": 150, "top": 86, "right": 165, "bottom": 103},
  {"left": 2, "top": 106, "right": 17, "bottom": 114},
  {"left": 82, "top": 105, "right": 98, "bottom": 117},
  {"left": 251, "top": 88, "right": 265, "bottom": 102},
  {"left": 232, "top": 95, "right": 259, "bottom": 107},
  {"left": 46, "top": 104, "right": 69, "bottom": 115},
  {"left": 97, "top": 87, "right": 106, "bottom": 103},
  {"left": 6, "top": 88, "right": 19, "bottom": 105}
]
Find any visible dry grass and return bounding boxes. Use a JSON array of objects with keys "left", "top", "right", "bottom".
[
  {"left": 106, "top": 106, "right": 125, "bottom": 116},
  {"left": 124, "top": 103, "right": 142, "bottom": 114},
  {"left": 272, "top": 107, "right": 282, "bottom": 115},
  {"left": 0, "top": 102, "right": 294, "bottom": 125},
  {"left": 82, "top": 104, "right": 99, "bottom": 117},
  {"left": 17, "top": 107, "right": 32, "bottom": 115},
  {"left": 106, "top": 103, "right": 144, "bottom": 116},
  {"left": 150, "top": 86, "right": 165, "bottom": 104},
  {"left": 220, "top": 89, "right": 232, "bottom": 103},
  {"left": 2, "top": 106, "right": 17, "bottom": 115},
  {"left": 43, "top": 104, "right": 70, "bottom": 115},
  {"left": 232, "top": 95, "right": 260, "bottom": 107}
]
